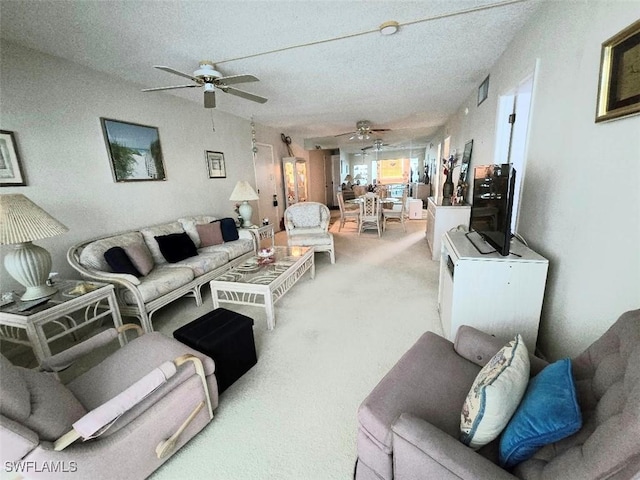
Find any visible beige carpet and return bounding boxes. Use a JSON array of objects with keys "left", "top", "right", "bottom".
[{"left": 147, "top": 212, "right": 443, "bottom": 480}]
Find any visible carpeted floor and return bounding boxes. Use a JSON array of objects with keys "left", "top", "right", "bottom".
[{"left": 148, "top": 212, "right": 443, "bottom": 480}]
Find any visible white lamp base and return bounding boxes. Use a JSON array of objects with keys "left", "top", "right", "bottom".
[
  {"left": 4, "top": 242, "right": 58, "bottom": 301},
  {"left": 238, "top": 201, "right": 254, "bottom": 228}
]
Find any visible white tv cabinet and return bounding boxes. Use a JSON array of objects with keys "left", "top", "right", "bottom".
[
  {"left": 438, "top": 230, "right": 548, "bottom": 353},
  {"left": 425, "top": 197, "right": 471, "bottom": 261}
]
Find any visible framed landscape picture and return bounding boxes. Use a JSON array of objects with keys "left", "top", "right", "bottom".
[
  {"left": 100, "top": 118, "right": 167, "bottom": 182},
  {"left": 596, "top": 19, "right": 640, "bottom": 122},
  {"left": 206, "top": 151, "right": 226, "bottom": 178},
  {"left": 0, "top": 130, "right": 26, "bottom": 186}
]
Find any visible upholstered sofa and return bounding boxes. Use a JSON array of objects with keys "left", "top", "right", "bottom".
[
  {"left": 355, "top": 309, "right": 640, "bottom": 479},
  {"left": 67, "top": 215, "right": 255, "bottom": 332}
]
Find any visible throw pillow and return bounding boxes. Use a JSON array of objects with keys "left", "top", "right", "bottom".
[
  {"left": 197, "top": 222, "right": 224, "bottom": 247},
  {"left": 154, "top": 232, "right": 198, "bottom": 263},
  {"left": 460, "top": 334, "right": 530, "bottom": 449},
  {"left": 499, "top": 358, "right": 582, "bottom": 468},
  {"left": 218, "top": 217, "right": 239, "bottom": 242},
  {"left": 123, "top": 243, "right": 154, "bottom": 276},
  {"left": 103, "top": 246, "right": 142, "bottom": 277}
]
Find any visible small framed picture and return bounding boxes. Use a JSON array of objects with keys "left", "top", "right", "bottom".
[
  {"left": 100, "top": 118, "right": 167, "bottom": 182},
  {"left": 206, "top": 151, "right": 226, "bottom": 178},
  {"left": 0, "top": 130, "right": 26, "bottom": 187},
  {"left": 477, "top": 75, "right": 490, "bottom": 106},
  {"left": 596, "top": 19, "right": 640, "bottom": 123}
]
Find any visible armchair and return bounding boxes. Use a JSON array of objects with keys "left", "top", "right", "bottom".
[
  {"left": 355, "top": 309, "right": 640, "bottom": 480},
  {"left": 284, "top": 202, "right": 335, "bottom": 264},
  {"left": 1, "top": 325, "right": 218, "bottom": 479}
]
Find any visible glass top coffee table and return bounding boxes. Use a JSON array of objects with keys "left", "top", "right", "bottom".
[{"left": 209, "top": 246, "right": 315, "bottom": 330}]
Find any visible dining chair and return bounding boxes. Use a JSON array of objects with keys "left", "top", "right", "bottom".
[
  {"left": 337, "top": 191, "right": 360, "bottom": 231},
  {"left": 383, "top": 188, "right": 408, "bottom": 232},
  {"left": 358, "top": 193, "right": 382, "bottom": 237}
]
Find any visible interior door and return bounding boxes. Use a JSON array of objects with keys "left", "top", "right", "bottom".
[{"left": 254, "top": 143, "right": 279, "bottom": 229}]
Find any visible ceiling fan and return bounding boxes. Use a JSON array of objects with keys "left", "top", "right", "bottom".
[
  {"left": 334, "top": 120, "right": 390, "bottom": 140},
  {"left": 142, "top": 60, "right": 268, "bottom": 108},
  {"left": 362, "top": 139, "right": 390, "bottom": 151}
]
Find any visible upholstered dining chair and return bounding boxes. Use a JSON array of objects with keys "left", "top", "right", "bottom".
[
  {"left": 359, "top": 193, "right": 382, "bottom": 237},
  {"left": 382, "top": 188, "right": 408, "bottom": 232},
  {"left": 0, "top": 325, "right": 218, "bottom": 480},
  {"left": 284, "top": 201, "right": 335, "bottom": 263},
  {"left": 337, "top": 191, "right": 360, "bottom": 232}
]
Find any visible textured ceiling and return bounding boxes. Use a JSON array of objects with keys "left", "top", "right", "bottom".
[{"left": 0, "top": 0, "right": 541, "bottom": 152}]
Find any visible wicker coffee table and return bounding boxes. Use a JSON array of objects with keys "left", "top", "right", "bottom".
[{"left": 209, "top": 246, "right": 314, "bottom": 330}]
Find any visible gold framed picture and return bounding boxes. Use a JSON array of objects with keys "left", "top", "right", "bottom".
[{"left": 596, "top": 19, "right": 640, "bottom": 123}]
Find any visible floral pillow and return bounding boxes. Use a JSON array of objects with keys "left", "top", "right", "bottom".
[{"left": 460, "top": 334, "right": 530, "bottom": 449}]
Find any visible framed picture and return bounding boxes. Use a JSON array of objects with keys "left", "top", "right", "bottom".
[
  {"left": 206, "top": 151, "right": 226, "bottom": 178},
  {"left": 477, "top": 75, "right": 490, "bottom": 106},
  {"left": 0, "top": 130, "right": 26, "bottom": 187},
  {"left": 596, "top": 19, "right": 640, "bottom": 123},
  {"left": 100, "top": 118, "right": 166, "bottom": 182}
]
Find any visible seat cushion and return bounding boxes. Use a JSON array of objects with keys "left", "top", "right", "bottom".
[
  {"left": 460, "top": 334, "right": 530, "bottom": 449},
  {"left": 200, "top": 238, "right": 254, "bottom": 260},
  {"left": 122, "top": 265, "right": 194, "bottom": 305},
  {"left": 288, "top": 233, "right": 333, "bottom": 247},
  {"left": 173, "top": 251, "right": 229, "bottom": 276}
]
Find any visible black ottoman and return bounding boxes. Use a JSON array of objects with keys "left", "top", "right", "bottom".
[{"left": 173, "top": 308, "right": 257, "bottom": 393}]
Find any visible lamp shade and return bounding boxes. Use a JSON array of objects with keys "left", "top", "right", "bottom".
[
  {"left": 229, "top": 181, "right": 259, "bottom": 202},
  {"left": 0, "top": 194, "right": 68, "bottom": 245}
]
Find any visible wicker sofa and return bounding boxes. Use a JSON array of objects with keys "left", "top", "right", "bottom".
[{"left": 67, "top": 215, "right": 255, "bottom": 332}]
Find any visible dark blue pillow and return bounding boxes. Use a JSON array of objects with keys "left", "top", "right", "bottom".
[
  {"left": 104, "top": 246, "right": 141, "bottom": 277},
  {"left": 155, "top": 232, "right": 198, "bottom": 263},
  {"left": 499, "top": 358, "right": 582, "bottom": 468},
  {"left": 217, "top": 217, "right": 239, "bottom": 242}
]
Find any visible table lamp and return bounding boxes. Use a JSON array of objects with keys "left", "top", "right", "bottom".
[
  {"left": 229, "top": 181, "right": 259, "bottom": 228},
  {"left": 0, "top": 194, "right": 68, "bottom": 300}
]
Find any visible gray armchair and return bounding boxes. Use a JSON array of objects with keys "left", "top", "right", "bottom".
[
  {"left": 355, "top": 309, "right": 640, "bottom": 479},
  {"left": 1, "top": 325, "right": 218, "bottom": 479}
]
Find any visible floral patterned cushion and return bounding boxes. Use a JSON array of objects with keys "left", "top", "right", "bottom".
[{"left": 460, "top": 334, "right": 530, "bottom": 449}]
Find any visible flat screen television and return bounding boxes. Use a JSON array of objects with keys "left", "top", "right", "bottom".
[{"left": 469, "top": 164, "right": 516, "bottom": 256}]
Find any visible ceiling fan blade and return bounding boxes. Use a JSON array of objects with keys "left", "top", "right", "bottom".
[
  {"left": 372, "top": 128, "right": 391, "bottom": 133},
  {"left": 334, "top": 131, "right": 355, "bottom": 137},
  {"left": 154, "top": 66, "right": 200, "bottom": 82},
  {"left": 215, "top": 74, "right": 259, "bottom": 86},
  {"left": 204, "top": 90, "right": 216, "bottom": 108},
  {"left": 222, "top": 86, "right": 268, "bottom": 104},
  {"left": 142, "top": 84, "right": 200, "bottom": 92}
]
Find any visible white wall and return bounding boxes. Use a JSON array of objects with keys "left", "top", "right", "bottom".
[
  {"left": 442, "top": 1, "right": 640, "bottom": 358},
  {"left": 0, "top": 41, "right": 262, "bottom": 284}
]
